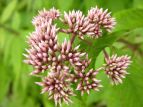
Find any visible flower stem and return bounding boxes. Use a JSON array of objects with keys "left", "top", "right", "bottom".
[
  {"left": 70, "top": 33, "right": 76, "bottom": 44},
  {"left": 103, "top": 49, "right": 109, "bottom": 63},
  {"left": 59, "top": 29, "right": 69, "bottom": 34}
]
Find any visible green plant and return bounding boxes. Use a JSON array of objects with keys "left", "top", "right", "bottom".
[
  {"left": 0, "top": 0, "right": 143, "bottom": 107},
  {"left": 24, "top": 7, "right": 131, "bottom": 106}
]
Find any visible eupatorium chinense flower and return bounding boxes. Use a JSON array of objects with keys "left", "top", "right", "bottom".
[
  {"left": 35, "top": 71, "right": 74, "bottom": 106},
  {"left": 32, "top": 8, "right": 60, "bottom": 27},
  {"left": 87, "top": 6, "right": 116, "bottom": 37},
  {"left": 24, "top": 20, "right": 59, "bottom": 75},
  {"left": 75, "top": 68, "right": 102, "bottom": 95},
  {"left": 61, "top": 10, "right": 93, "bottom": 39},
  {"left": 61, "top": 7, "right": 116, "bottom": 39},
  {"left": 104, "top": 54, "right": 131, "bottom": 85},
  {"left": 23, "top": 7, "right": 131, "bottom": 106}
]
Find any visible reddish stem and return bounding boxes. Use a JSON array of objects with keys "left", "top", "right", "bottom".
[
  {"left": 103, "top": 49, "right": 109, "bottom": 63},
  {"left": 70, "top": 33, "right": 76, "bottom": 44}
]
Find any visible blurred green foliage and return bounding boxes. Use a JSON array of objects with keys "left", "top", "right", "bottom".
[{"left": 0, "top": 0, "right": 143, "bottom": 107}]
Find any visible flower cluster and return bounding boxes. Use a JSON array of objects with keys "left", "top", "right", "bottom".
[
  {"left": 87, "top": 7, "right": 116, "bottom": 32},
  {"left": 35, "top": 72, "right": 74, "bottom": 106},
  {"left": 61, "top": 6, "right": 116, "bottom": 39},
  {"left": 24, "top": 7, "right": 131, "bottom": 106},
  {"left": 104, "top": 54, "right": 131, "bottom": 85},
  {"left": 75, "top": 68, "right": 102, "bottom": 95},
  {"left": 32, "top": 7, "right": 60, "bottom": 27}
]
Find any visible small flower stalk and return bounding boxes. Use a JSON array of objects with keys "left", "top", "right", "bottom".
[{"left": 24, "top": 7, "right": 131, "bottom": 106}]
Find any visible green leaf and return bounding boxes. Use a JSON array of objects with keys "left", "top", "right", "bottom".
[
  {"left": 0, "top": 61, "right": 10, "bottom": 103},
  {"left": 103, "top": 0, "right": 131, "bottom": 13},
  {"left": 106, "top": 55, "right": 143, "bottom": 107},
  {"left": 95, "top": 47, "right": 110, "bottom": 69},
  {"left": 84, "top": 0, "right": 98, "bottom": 11},
  {"left": 3, "top": 34, "right": 14, "bottom": 63},
  {"left": 1, "top": 0, "right": 17, "bottom": 23},
  {"left": 57, "top": 0, "right": 73, "bottom": 11},
  {"left": 8, "top": 36, "right": 26, "bottom": 85},
  {"left": 80, "top": 31, "right": 125, "bottom": 68},
  {"left": 133, "top": 0, "right": 143, "bottom": 9},
  {"left": 42, "top": 0, "right": 58, "bottom": 9},
  {"left": 33, "top": 0, "right": 43, "bottom": 10},
  {"left": 43, "top": 94, "right": 54, "bottom": 107},
  {"left": 79, "top": 9, "right": 143, "bottom": 69},
  {"left": 114, "top": 9, "right": 143, "bottom": 31},
  {"left": 62, "top": 97, "right": 85, "bottom": 107},
  {"left": 11, "top": 12, "right": 21, "bottom": 30},
  {"left": 58, "top": 32, "right": 70, "bottom": 44},
  {"left": 0, "top": 29, "right": 6, "bottom": 50}
]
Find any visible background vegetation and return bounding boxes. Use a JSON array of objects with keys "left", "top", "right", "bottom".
[{"left": 0, "top": 0, "right": 143, "bottom": 107}]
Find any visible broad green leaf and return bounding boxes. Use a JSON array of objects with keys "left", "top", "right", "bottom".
[
  {"left": 3, "top": 34, "right": 14, "bottom": 63},
  {"left": 42, "top": 0, "right": 58, "bottom": 9},
  {"left": 33, "top": 0, "right": 43, "bottom": 10},
  {"left": 84, "top": 0, "right": 131, "bottom": 13},
  {"left": 79, "top": 8, "right": 143, "bottom": 69},
  {"left": 114, "top": 9, "right": 143, "bottom": 31},
  {"left": 1, "top": 0, "right": 17, "bottom": 23},
  {"left": 84, "top": 0, "right": 98, "bottom": 11},
  {"left": 85, "top": 49, "right": 110, "bottom": 106},
  {"left": 43, "top": 94, "right": 54, "bottom": 107},
  {"left": 7, "top": 36, "right": 26, "bottom": 93},
  {"left": 133, "top": 0, "right": 143, "bottom": 9},
  {"left": 104, "top": 0, "right": 131, "bottom": 13},
  {"left": 58, "top": 32, "right": 70, "bottom": 44},
  {"left": 95, "top": 47, "right": 110, "bottom": 69},
  {"left": 80, "top": 31, "right": 125, "bottom": 68},
  {"left": 0, "top": 60, "right": 10, "bottom": 103},
  {"left": 0, "top": 29, "right": 6, "bottom": 50},
  {"left": 62, "top": 97, "right": 85, "bottom": 107},
  {"left": 5, "top": 94, "right": 39, "bottom": 107},
  {"left": 57, "top": 0, "right": 73, "bottom": 11},
  {"left": 20, "top": 11, "right": 33, "bottom": 29},
  {"left": 106, "top": 55, "right": 143, "bottom": 107}
]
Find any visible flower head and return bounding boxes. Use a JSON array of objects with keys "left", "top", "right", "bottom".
[
  {"left": 28, "top": 20, "right": 58, "bottom": 49},
  {"left": 32, "top": 7, "right": 60, "bottom": 27},
  {"left": 36, "top": 71, "right": 74, "bottom": 106},
  {"left": 87, "top": 7, "right": 116, "bottom": 38},
  {"left": 62, "top": 10, "right": 93, "bottom": 39},
  {"left": 104, "top": 54, "right": 131, "bottom": 85},
  {"left": 23, "top": 41, "right": 49, "bottom": 74},
  {"left": 24, "top": 19, "right": 59, "bottom": 75},
  {"left": 75, "top": 69, "right": 102, "bottom": 95}
]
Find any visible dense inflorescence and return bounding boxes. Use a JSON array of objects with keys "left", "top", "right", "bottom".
[
  {"left": 24, "top": 7, "right": 131, "bottom": 106},
  {"left": 104, "top": 54, "right": 131, "bottom": 85}
]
